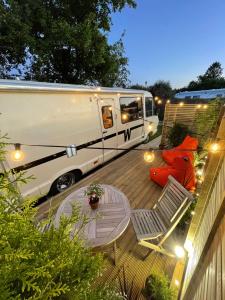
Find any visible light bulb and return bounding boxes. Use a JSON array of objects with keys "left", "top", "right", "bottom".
[
  {"left": 174, "top": 245, "right": 185, "bottom": 258},
  {"left": 175, "top": 279, "right": 180, "bottom": 286},
  {"left": 137, "top": 96, "right": 141, "bottom": 100},
  {"left": 196, "top": 169, "right": 203, "bottom": 176},
  {"left": 157, "top": 100, "right": 162, "bottom": 104},
  {"left": 203, "top": 104, "right": 208, "bottom": 109},
  {"left": 210, "top": 142, "right": 219, "bottom": 153},
  {"left": 96, "top": 87, "right": 101, "bottom": 91},
  {"left": 148, "top": 124, "right": 153, "bottom": 130},
  {"left": 144, "top": 151, "right": 155, "bottom": 163},
  {"left": 179, "top": 102, "right": 184, "bottom": 106},
  {"left": 167, "top": 99, "right": 170, "bottom": 103},
  {"left": 197, "top": 104, "right": 202, "bottom": 109},
  {"left": 155, "top": 96, "right": 159, "bottom": 101},
  {"left": 11, "top": 144, "right": 24, "bottom": 162},
  {"left": 122, "top": 114, "right": 128, "bottom": 121}
]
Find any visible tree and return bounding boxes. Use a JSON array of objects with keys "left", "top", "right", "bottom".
[
  {"left": 0, "top": 136, "right": 121, "bottom": 299},
  {"left": 186, "top": 62, "right": 225, "bottom": 91},
  {"left": 199, "top": 61, "right": 223, "bottom": 80},
  {"left": 0, "top": 0, "right": 136, "bottom": 87},
  {"left": 149, "top": 80, "right": 173, "bottom": 99}
]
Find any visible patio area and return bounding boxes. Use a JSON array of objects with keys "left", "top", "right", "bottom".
[{"left": 37, "top": 136, "right": 177, "bottom": 298}]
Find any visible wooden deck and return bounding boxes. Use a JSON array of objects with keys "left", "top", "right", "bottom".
[{"left": 37, "top": 136, "right": 176, "bottom": 298}]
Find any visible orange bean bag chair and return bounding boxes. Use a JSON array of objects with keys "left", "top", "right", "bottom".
[
  {"left": 150, "top": 156, "right": 196, "bottom": 191},
  {"left": 162, "top": 135, "right": 198, "bottom": 165}
]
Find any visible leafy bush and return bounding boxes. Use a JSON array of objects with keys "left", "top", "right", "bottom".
[
  {"left": 143, "top": 273, "right": 176, "bottom": 300},
  {"left": 168, "top": 123, "right": 191, "bottom": 147},
  {"left": 0, "top": 136, "right": 120, "bottom": 300}
]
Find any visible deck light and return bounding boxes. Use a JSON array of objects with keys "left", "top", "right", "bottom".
[
  {"left": 210, "top": 142, "right": 219, "bottom": 153},
  {"left": 179, "top": 102, "right": 184, "bottom": 106},
  {"left": 157, "top": 99, "right": 162, "bottom": 104},
  {"left": 191, "top": 211, "right": 195, "bottom": 216},
  {"left": 94, "top": 93, "right": 98, "bottom": 97},
  {"left": 11, "top": 143, "right": 24, "bottom": 162},
  {"left": 155, "top": 96, "right": 159, "bottom": 101},
  {"left": 174, "top": 245, "right": 185, "bottom": 258},
  {"left": 144, "top": 151, "right": 155, "bottom": 163},
  {"left": 197, "top": 104, "right": 202, "bottom": 109},
  {"left": 203, "top": 104, "right": 208, "bottom": 109},
  {"left": 109, "top": 107, "right": 112, "bottom": 111},
  {"left": 137, "top": 96, "right": 141, "bottom": 100},
  {"left": 96, "top": 87, "right": 101, "bottom": 91},
  {"left": 117, "top": 93, "right": 120, "bottom": 97},
  {"left": 167, "top": 99, "right": 170, "bottom": 103}
]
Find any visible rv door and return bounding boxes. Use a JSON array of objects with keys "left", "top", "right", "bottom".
[{"left": 98, "top": 98, "right": 118, "bottom": 162}]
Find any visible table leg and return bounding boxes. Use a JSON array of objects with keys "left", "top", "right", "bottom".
[{"left": 113, "top": 241, "right": 117, "bottom": 266}]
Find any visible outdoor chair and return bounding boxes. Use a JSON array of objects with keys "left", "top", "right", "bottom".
[{"left": 131, "top": 175, "right": 194, "bottom": 258}]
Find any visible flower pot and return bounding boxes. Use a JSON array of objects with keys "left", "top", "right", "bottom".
[
  {"left": 89, "top": 201, "right": 99, "bottom": 210},
  {"left": 89, "top": 195, "right": 99, "bottom": 210}
]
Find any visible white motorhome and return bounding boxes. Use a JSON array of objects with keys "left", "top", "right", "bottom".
[{"left": 0, "top": 80, "right": 158, "bottom": 197}]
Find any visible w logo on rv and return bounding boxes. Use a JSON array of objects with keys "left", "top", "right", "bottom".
[{"left": 124, "top": 129, "right": 131, "bottom": 142}]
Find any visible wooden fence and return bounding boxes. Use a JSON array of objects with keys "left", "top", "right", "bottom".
[
  {"left": 161, "top": 103, "right": 223, "bottom": 146},
  {"left": 180, "top": 115, "right": 225, "bottom": 299}
]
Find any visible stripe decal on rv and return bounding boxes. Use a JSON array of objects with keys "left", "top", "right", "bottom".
[{"left": 12, "top": 123, "right": 144, "bottom": 173}]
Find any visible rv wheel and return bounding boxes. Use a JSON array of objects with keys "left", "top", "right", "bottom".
[{"left": 51, "top": 172, "right": 75, "bottom": 194}]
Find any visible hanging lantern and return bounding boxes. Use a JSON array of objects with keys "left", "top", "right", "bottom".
[{"left": 144, "top": 151, "right": 155, "bottom": 163}]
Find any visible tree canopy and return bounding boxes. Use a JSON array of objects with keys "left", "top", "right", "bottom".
[
  {"left": 0, "top": 0, "right": 136, "bottom": 86},
  {"left": 186, "top": 62, "right": 225, "bottom": 91}
]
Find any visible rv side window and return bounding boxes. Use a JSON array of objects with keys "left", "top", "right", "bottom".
[
  {"left": 101, "top": 106, "right": 113, "bottom": 129},
  {"left": 145, "top": 97, "right": 153, "bottom": 117},
  {"left": 120, "top": 97, "right": 143, "bottom": 123}
]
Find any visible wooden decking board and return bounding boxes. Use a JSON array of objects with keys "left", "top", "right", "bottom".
[{"left": 37, "top": 137, "right": 176, "bottom": 298}]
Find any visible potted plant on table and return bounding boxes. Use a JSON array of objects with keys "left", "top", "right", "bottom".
[{"left": 84, "top": 183, "right": 104, "bottom": 210}]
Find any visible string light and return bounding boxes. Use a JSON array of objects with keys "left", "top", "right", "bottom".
[
  {"left": 144, "top": 151, "right": 155, "bottom": 163},
  {"left": 197, "top": 104, "right": 202, "bottom": 109},
  {"left": 154, "top": 96, "right": 159, "bottom": 101},
  {"left": 122, "top": 113, "right": 128, "bottom": 121},
  {"left": 167, "top": 99, "right": 170, "bottom": 103},
  {"left": 203, "top": 104, "right": 208, "bottom": 109},
  {"left": 157, "top": 99, "right": 162, "bottom": 104},
  {"left": 175, "top": 279, "right": 180, "bottom": 286},
  {"left": 11, "top": 143, "right": 24, "bottom": 162},
  {"left": 148, "top": 124, "right": 153, "bottom": 130},
  {"left": 210, "top": 142, "right": 219, "bottom": 153},
  {"left": 179, "top": 102, "right": 184, "bottom": 107}
]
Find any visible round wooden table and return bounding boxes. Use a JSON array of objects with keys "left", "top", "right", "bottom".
[{"left": 54, "top": 185, "right": 130, "bottom": 264}]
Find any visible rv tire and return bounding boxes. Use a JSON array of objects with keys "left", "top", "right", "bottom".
[{"left": 50, "top": 171, "right": 77, "bottom": 195}]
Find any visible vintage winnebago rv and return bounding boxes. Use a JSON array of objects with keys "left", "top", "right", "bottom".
[{"left": 0, "top": 80, "right": 158, "bottom": 197}]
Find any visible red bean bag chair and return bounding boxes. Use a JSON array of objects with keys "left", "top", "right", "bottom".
[
  {"left": 162, "top": 135, "right": 198, "bottom": 165},
  {"left": 150, "top": 156, "right": 196, "bottom": 191}
]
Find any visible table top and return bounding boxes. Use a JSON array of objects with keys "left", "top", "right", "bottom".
[{"left": 54, "top": 184, "right": 131, "bottom": 247}]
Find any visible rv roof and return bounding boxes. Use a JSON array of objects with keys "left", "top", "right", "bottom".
[{"left": 0, "top": 79, "right": 151, "bottom": 95}]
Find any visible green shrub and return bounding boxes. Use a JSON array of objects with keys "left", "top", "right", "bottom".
[
  {"left": 0, "top": 136, "right": 120, "bottom": 300},
  {"left": 168, "top": 123, "right": 191, "bottom": 147},
  {"left": 143, "top": 273, "right": 176, "bottom": 300}
]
